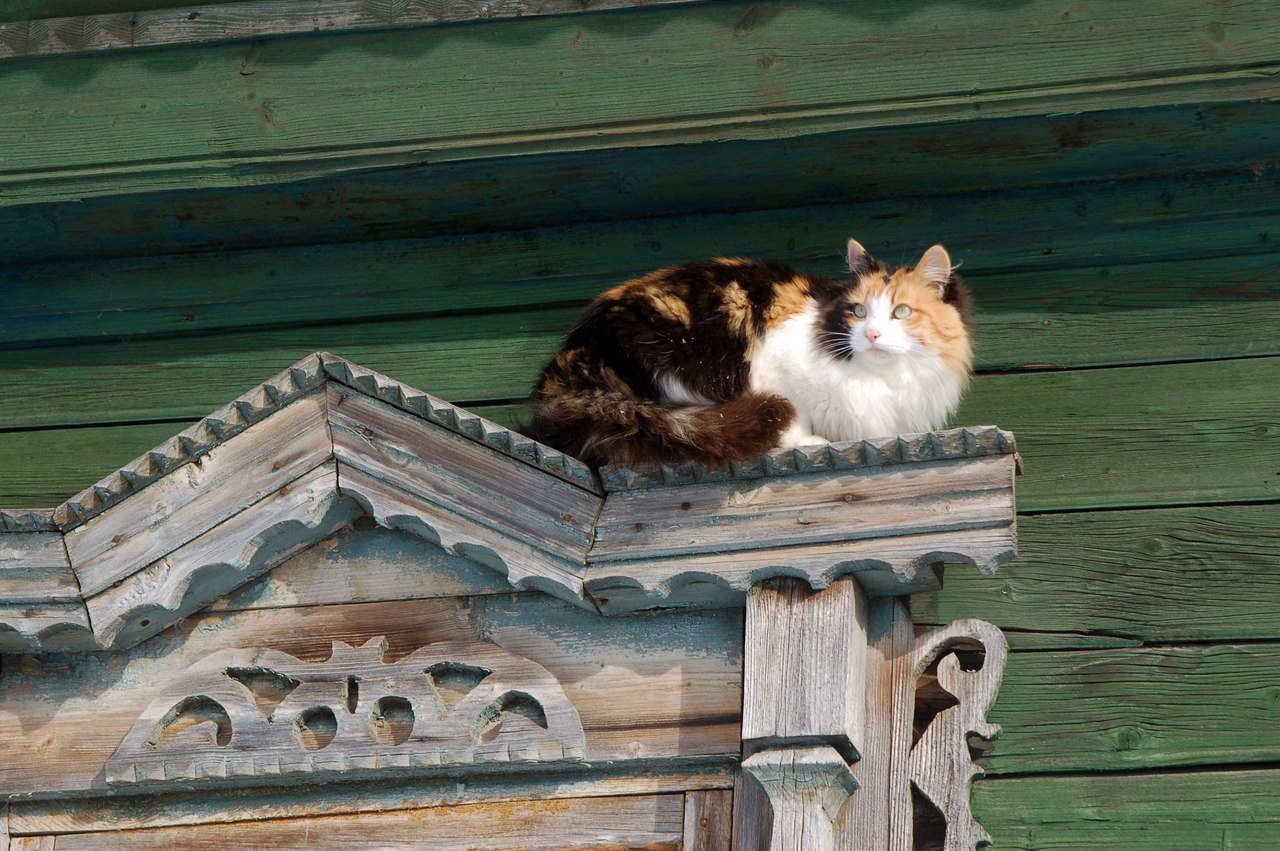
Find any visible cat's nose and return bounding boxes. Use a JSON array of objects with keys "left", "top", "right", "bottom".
[{"left": 865, "top": 327, "right": 881, "bottom": 343}]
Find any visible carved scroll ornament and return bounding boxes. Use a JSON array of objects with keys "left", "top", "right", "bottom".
[
  {"left": 107, "top": 637, "right": 585, "bottom": 785},
  {"left": 907, "top": 619, "right": 1008, "bottom": 850}
]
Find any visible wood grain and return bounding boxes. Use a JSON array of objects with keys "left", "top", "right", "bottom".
[
  {"left": 65, "top": 392, "right": 331, "bottom": 597},
  {"left": 0, "top": 593, "right": 742, "bottom": 796},
  {"left": 913, "top": 503, "right": 1280, "bottom": 644},
  {"left": 5, "top": 170, "right": 1276, "bottom": 359},
  {"left": 743, "top": 578, "right": 867, "bottom": 761},
  {"left": 972, "top": 767, "right": 1280, "bottom": 849},
  {"left": 982, "top": 642, "right": 1280, "bottom": 776},
  {"left": 329, "top": 386, "right": 600, "bottom": 558},
  {"left": 9, "top": 762, "right": 734, "bottom": 835},
  {"left": 206, "top": 526, "right": 515, "bottom": 613},
  {"left": 85, "top": 462, "right": 357, "bottom": 649},
  {"left": 38, "top": 794, "right": 685, "bottom": 850},
  {"left": 2, "top": 1, "right": 1276, "bottom": 206},
  {"left": 684, "top": 789, "right": 734, "bottom": 851},
  {"left": 0, "top": 0, "right": 712, "bottom": 59},
  {"left": 3, "top": 100, "right": 1274, "bottom": 268}
]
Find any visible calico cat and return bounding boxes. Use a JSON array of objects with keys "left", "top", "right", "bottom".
[{"left": 531, "top": 238, "right": 973, "bottom": 467}]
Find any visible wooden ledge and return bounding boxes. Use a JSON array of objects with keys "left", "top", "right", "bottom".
[{"left": 0, "top": 353, "right": 1018, "bottom": 654}]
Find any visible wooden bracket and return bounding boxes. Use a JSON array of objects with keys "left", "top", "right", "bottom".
[{"left": 738, "top": 581, "right": 1007, "bottom": 850}]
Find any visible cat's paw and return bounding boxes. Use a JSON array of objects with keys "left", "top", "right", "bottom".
[{"left": 777, "top": 423, "right": 830, "bottom": 449}]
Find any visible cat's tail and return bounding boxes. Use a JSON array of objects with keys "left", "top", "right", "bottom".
[{"left": 531, "top": 391, "right": 796, "bottom": 468}]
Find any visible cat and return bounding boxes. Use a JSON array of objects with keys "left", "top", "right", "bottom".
[{"left": 531, "top": 237, "right": 973, "bottom": 467}]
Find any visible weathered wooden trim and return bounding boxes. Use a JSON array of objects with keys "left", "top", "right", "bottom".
[
  {"left": 0, "top": 0, "right": 720, "bottom": 61},
  {"left": 836, "top": 597, "right": 915, "bottom": 850},
  {"left": 742, "top": 577, "right": 868, "bottom": 762},
  {"left": 66, "top": 390, "right": 333, "bottom": 599},
  {"left": 739, "top": 746, "right": 858, "bottom": 851},
  {"left": 0, "top": 509, "right": 56, "bottom": 534},
  {"left": 0, "top": 531, "right": 92, "bottom": 652},
  {"left": 52, "top": 353, "right": 327, "bottom": 530},
  {"left": 337, "top": 462, "right": 589, "bottom": 607},
  {"left": 105, "top": 635, "right": 587, "bottom": 788},
  {"left": 0, "top": 355, "right": 1017, "bottom": 650},
  {"left": 85, "top": 462, "right": 358, "bottom": 649},
  {"left": 321, "top": 354, "right": 598, "bottom": 494},
  {"left": 907, "top": 620, "right": 1008, "bottom": 850},
  {"left": 23, "top": 793, "right": 687, "bottom": 850},
  {"left": 8, "top": 758, "right": 735, "bottom": 834},
  {"left": 599, "top": 427, "right": 1017, "bottom": 492},
  {"left": 684, "top": 789, "right": 734, "bottom": 851}
]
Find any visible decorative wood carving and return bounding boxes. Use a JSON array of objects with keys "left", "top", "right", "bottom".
[
  {"left": 0, "top": 531, "right": 94, "bottom": 652},
  {"left": 106, "top": 637, "right": 586, "bottom": 786},
  {"left": 743, "top": 577, "right": 868, "bottom": 762},
  {"left": 742, "top": 746, "right": 859, "bottom": 851},
  {"left": 86, "top": 464, "right": 360, "bottom": 649},
  {"left": 0, "top": 1, "right": 718, "bottom": 61},
  {"left": 907, "top": 619, "right": 1009, "bottom": 850},
  {"left": 0, "top": 353, "right": 1018, "bottom": 654}
]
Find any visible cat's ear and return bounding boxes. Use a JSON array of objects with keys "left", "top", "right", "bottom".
[
  {"left": 915, "top": 244, "right": 952, "bottom": 296},
  {"left": 846, "top": 238, "right": 872, "bottom": 275}
]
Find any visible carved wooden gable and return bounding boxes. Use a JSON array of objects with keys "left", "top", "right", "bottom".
[{"left": 0, "top": 353, "right": 1019, "bottom": 850}]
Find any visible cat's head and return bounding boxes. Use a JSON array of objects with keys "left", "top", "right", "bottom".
[{"left": 821, "top": 239, "right": 973, "bottom": 377}]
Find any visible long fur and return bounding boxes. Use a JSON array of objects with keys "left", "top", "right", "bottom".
[{"left": 530, "top": 241, "right": 972, "bottom": 467}]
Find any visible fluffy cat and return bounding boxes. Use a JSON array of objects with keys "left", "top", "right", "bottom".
[{"left": 531, "top": 238, "right": 973, "bottom": 467}]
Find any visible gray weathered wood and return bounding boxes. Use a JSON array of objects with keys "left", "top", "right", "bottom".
[
  {"left": 329, "top": 384, "right": 600, "bottom": 558},
  {"left": 740, "top": 746, "right": 859, "bottom": 851},
  {"left": 106, "top": 636, "right": 586, "bottom": 787},
  {"left": 0, "top": 0, "right": 717, "bottom": 60},
  {"left": 684, "top": 789, "right": 734, "bottom": 851},
  {"left": 66, "top": 391, "right": 332, "bottom": 598},
  {"left": 0, "top": 592, "right": 742, "bottom": 797},
  {"left": 36, "top": 794, "right": 686, "bottom": 850},
  {"left": 8, "top": 762, "right": 733, "bottom": 835},
  {"left": 743, "top": 577, "right": 868, "bottom": 761},
  {"left": 207, "top": 527, "right": 515, "bottom": 613},
  {"left": 0, "top": 531, "right": 93, "bottom": 652},
  {"left": 908, "top": 620, "right": 1008, "bottom": 851},
  {"left": 337, "top": 465, "right": 587, "bottom": 606},
  {"left": 836, "top": 598, "right": 915, "bottom": 851},
  {"left": 84, "top": 462, "right": 358, "bottom": 649}
]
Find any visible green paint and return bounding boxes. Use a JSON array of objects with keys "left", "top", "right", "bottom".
[
  {"left": 916, "top": 504, "right": 1280, "bottom": 645},
  {"left": 982, "top": 643, "right": 1280, "bottom": 775},
  {"left": 974, "top": 768, "right": 1280, "bottom": 849},
  {"left": 2, "top": 0, "right": 1276, "bottom": 205}
]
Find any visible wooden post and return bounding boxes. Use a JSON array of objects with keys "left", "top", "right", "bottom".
[{"left": 738, "top": 576, "right": 868, "bottom": 850}]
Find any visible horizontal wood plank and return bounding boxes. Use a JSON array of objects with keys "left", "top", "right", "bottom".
[
  {"left": 982, "top": 642, "right": 1280, "bottom": 776},
  {"left": 914, "top": 503, "right": 1280, "bottom": 644},
  {"left": 3, "top": 100, "right": 1275, "bottom": 267},
  {"left": 8, "top": 762, "right": 733, "bottom": 835},
  {"left": 960, "top": 357, "right": 1280, "bottom": 511},
  {"left": 4, "top": 167, "right": 1277, "bottom": 360},
  {"left": 0, "top": 593, "right": 741, "bottom": 797},
  {"left": 973, "top": 767, "right": 1280, "bottom": 849},
  {"left": 3, "top": 1, "right": 1276, "bottom": 206},
  {"left": 38, "top": 794, "right": 685, "bottom": 850}
]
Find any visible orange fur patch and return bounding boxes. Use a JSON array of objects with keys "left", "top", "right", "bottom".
[
  {"left": 852, "top": 269, "right": 972, "bottom": 378},
  {"left": 765, "top": 275, "right": 813, "bottom": 328}
]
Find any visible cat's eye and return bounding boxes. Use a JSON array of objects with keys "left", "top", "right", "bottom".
[
  {"left": 850, "top": 303, "right": 868, "bottom": 319},
  {"left": 892, "top": 304, "right": 913, "bottom": 320}
]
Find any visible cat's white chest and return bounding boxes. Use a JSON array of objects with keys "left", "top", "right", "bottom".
[{"left": 749, "top": 307, "right": 963, "bottom": 445}]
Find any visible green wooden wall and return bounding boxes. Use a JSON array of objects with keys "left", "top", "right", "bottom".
[{"left": 3, "top": 1, "right": 1279, "bottom": 846}]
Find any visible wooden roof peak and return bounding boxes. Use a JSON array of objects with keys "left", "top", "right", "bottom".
[{"left": 0, "top": 353, "right": 1019, "bottom": 655}]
